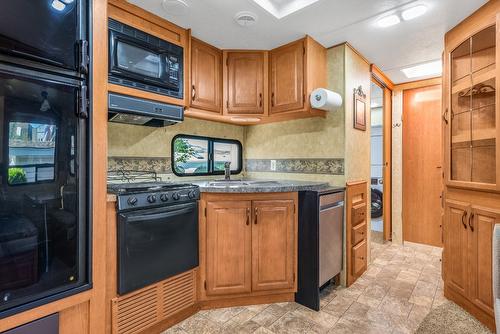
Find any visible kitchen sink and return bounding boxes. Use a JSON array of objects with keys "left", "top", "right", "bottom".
[{"left": 207, "top": 180, "right": 280, "bottom": 187}]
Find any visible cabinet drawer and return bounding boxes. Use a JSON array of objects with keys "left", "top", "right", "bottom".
[
  {"left": 319, "top": 192, "right": 344, "bottom": 208},
  {"left": 352, "top": 222, "right": 366, "bottom": 246},
  {"left": 352, "top": 240, "right": 367, "bottom": 277},
  {"left": 352, "top": 203, "right": 366, "bottom": 226}
]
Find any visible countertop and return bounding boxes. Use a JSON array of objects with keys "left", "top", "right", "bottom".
[{"left": 192, "top": 179, "right": 339, "bottom": 193}]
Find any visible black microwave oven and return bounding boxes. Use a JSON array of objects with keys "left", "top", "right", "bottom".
[{"left": 108, "top": 19, "right": 183, "bottom": 99}]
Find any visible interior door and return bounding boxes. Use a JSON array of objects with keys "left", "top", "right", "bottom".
[
  {"left": 469, "top": 206, "right": 500, "bottom": 315},
  {"left": 205, "top": 201, "right": 251, "bottom": 296},
  {"left": 444, "top": 200, "right": 469, "bottom": 297},
  {"left": 403, "top": 84, "right": 443, "bottom": 246},
  {"left": 226, "top": 52, "right": 264, "bottom": 115},
  {"left": 190, "top": 39, "right": 222, "bottom": 113},
  {"left": 252, "top": 200, "right": 295, "bottom": 291},
  {"left": 270, "top": 41, "right": 304, "bottom": 114}
]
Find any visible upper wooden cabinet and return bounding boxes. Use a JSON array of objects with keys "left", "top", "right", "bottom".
[
  {"left": 270, "top": 40, "right": 305, "bottom": 114},
  {"left": 224, "top": 51, "right": 266, "bottom": 115},
  {"left": 445, "top": 18, "right": 500, "bottom": 192},
  {"left": 190, "top": 38, "right": 222, "bottom": 113},
  {"left": 186, "top": 35, "right": 326, "bottom": 125}
]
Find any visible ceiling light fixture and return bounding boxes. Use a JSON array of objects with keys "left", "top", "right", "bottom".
[
  {"left": 401, "top": 60, "right": 442, "bottom": 79},
  {"left": 251, "top": 0, "right": 321, "bottom": 19},
  {"left": 162, "top": 0, "right": 189, "bottom": 16},
  {"left": 51, "top": 0, "right": 66, "bottom": 11},
  {"left": 402, "top": 5, "right": 427, "bottom": 21},
  {"left": 377, "top": 14, "right": 400, "bottom": 28}
]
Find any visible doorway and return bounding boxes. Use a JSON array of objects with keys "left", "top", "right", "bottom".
[
  {"left": 370, "top": 79, "right": 392, "bottom": 244},
  {"left": 402, "top": 84, "right": 443, "bottom": 247}
]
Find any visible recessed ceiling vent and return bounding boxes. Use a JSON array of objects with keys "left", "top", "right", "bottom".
[
  {"left": 234, "top": 11, "right": 258, "bottom": 27},
  {"left": 162, "top": 0, "right": 189, "bottom": 16}
]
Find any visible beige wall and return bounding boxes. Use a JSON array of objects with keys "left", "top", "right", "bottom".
[
  {"left": 108, "top": 117, "right": 245, "bottom": 158},
  {"left": 244, "top": 45, "right": 346, "bottom": 186}
]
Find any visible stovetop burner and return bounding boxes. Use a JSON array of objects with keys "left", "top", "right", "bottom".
[
  {"left": 107, "top": 181, "right": 194, "bottom": 195},
  {"left": 108, "top": 181, "right": 200, "bottom": 211}
]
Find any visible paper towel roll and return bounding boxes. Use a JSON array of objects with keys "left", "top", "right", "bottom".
[{"left": 310, "top": 88, "right": 342, "bottom": 111}]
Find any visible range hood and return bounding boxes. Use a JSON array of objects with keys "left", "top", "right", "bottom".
[{"left": 108, "top": 93, "right": 183, "bottom": 127}]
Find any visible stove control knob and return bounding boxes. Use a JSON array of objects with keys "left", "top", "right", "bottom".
[
  {"left": 172, "top": 192, "right": 180, "bottom": 200},
  {"left": 128, "top": 197, "right": 138, "bottom": 206},
  {"left": 188, "top": 191, "right": 197, "bottom": 199},
  {"left": 147, "top": 195, "right": 157, "bottom": 203},
  {"left": 160, "top": 193, "right": 169, "bottom": 202}
]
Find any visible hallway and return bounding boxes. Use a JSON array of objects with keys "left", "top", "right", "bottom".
[{"left": 163, "top": 242, "right": 453, "bottom": 333}]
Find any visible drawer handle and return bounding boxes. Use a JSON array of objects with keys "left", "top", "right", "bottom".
[
  {"left": 461, "top": 211, "right": 467, "bottom": 229},
  {"left": 360, "top": 231, "right": 364, "bottom": 235},
  {"left": 469, "top": 212, "right": 474, "bottom": 232},
  {"left": 271, "top": 92, "right": 275, "bottom": 107},
  {"left": 254, "top": 207, "right": 258, "bottom": 225},
  {"left": 246, "top": 208, "right": 250, "bottom": 226},
  {"left": 259, "top": 93, "right": 262, "bottom": 108},
  {"left": 192, "top": 85, "right": 196, "bottom": 101}
]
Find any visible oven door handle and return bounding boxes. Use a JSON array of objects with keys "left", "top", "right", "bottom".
[{"left": 122, "top": 203, "right": 197, "bottom": 224}]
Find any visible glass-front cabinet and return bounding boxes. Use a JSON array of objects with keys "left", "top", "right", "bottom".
[{"left": 448, "top": 24, "right": 499, "bottom": 190}]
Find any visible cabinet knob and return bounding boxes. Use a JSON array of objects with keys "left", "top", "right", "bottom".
[{"left": 192, "top": 85, "right": 196, "bottom": 101}]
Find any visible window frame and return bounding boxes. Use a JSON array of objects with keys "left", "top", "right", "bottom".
[
  {"left": 171, "top": 134, "right": 243, "bottom": 177},
  {"left": 5, "top": 116, "right": 58, "bottom": 187}
]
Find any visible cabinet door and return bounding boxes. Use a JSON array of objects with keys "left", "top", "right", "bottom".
[
  {"left": 252, "top": 200, "right": 295, "bottom": 291},
  {"left": 270, "top": 40, "right": 304, "bottom": 114},
  {"left": 206, "top": 201, "right": 251, "bottom": 295},
  {"left": 191, "top": 39, "right": 222, "bottom": 113},
  {"left": 469, "top": 206, "right": 500, "bottom": 315},
  {"left": 226, "top": 52, "right": 264, "bottom": 115},
  {"left": 444, "top": 200, "right": 470, "bottom": 296}
]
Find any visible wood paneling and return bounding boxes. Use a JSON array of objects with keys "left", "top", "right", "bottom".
[
  {"left": 403, "top": 84, "right": 443, "bottom": 247},
  {"left": 190, "top": 38, "right": 222, "bottom": 113},
  {"left": 252, "top": 200, "right": 295, "bottom": 291},
  {"left": 270, "top": 39, "right": 304, "bottom": 114},
  {"left": 205, "top": 201, "right": 252, "bottom": 296},
  {"left": 59, "top": 302, "right": 89, "bottom": 334},
  {"left": 345, "top": 181, "right": 368, "bottom": 286},
  {"left": 225, "top": 51, "right": 266, "bottom": 115}
]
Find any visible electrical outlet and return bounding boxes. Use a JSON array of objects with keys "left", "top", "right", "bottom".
[{"left": 270, "top": 160, "right": 277, "bottom": 171}]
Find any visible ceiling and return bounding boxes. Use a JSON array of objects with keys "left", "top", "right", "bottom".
[{"left": 129, "top": 0, "right": 487, "bottom": 84}]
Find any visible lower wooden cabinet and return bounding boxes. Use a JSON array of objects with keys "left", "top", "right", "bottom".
[
  {"left": 443, "top": 198, "right": 500, "bottom": 327},
  {"left": 252, "top": 200, "right": 295, "bottom": 292},
  {"left": 205, "top": 201, "right": 252, "bottom": 296},
  {"left": 200, "top": 193, "right": 297, "bottom": 301}
]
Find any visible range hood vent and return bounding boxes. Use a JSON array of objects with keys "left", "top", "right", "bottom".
[{"left": 108, "top": 93, "right": 183, "bottom": 127}]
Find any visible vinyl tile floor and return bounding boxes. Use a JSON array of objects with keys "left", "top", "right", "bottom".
[{"left": 163, "top": 241, "right": 446, "bottom": 334}]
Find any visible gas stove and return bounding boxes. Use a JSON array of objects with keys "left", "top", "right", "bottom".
[{"left": 108, "top": 182, "right": 200, "bottom": 211}]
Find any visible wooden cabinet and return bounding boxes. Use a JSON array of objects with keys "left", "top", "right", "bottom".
[
  {"left": 445, "top": 19, "right": 500, "bottom": 192},
  {"left": 225, "top": 51, "right": 266, "bottom": 115},
  {"left": 205, "top": 201, "right": 252, "bottom": 296},
  {"left": 190, "top": 38, "right": 222, "bottom": 113},
  {"left": 345, "top": 181, "right": 368, "bottom": 286},
  {"left": 443, "top": 199, "right": 500, "bottom": 324},
  {"left": 200, "top": 193, "right": 297, "bottom": 303},
  {"left": 443, "top": 200, "right": 469, "bottom": 296},
  {"left": 270, "top": 40, "right": 304, "bottom": 114},
  {"left": 252, "top": 200, "right": 295, "bottom": 291},
  {"left": 442, "top": 4, "right": 500, "bottom": 331}
]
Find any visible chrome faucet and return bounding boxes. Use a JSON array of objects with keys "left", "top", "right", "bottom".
[{"left": 224, "top": 162, "right": 231, "bottom": 180}]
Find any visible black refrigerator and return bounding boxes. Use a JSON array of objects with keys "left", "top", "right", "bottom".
[{"left": 0, "top": 0, "right": 91, "bottom": 318}]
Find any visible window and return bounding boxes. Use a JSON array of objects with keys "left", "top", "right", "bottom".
[
  {"left": 172, "top": 135, "right": 242, "bottom": 176},
  {"left": 8, "top": 121, "right": 57, "bottom": 185}
]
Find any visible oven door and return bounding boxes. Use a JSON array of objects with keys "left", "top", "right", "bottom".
[
  {"left": 0, "top": 0, "right": 86, "bottom": 72},
  {"left": 117, "top": 202, "right": 199, "bottom": 295}
]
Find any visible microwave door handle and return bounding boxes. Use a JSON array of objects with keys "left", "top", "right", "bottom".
[{"left": 123, "top": 204, "right": 196, "bottom": 224}]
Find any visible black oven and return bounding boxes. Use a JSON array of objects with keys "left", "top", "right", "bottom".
[
  {"left": 108, "top": 19, "right": 183, "bottom": 99},
  {"left": 109, "top": 182, "right": 199, "bottom": 295}
]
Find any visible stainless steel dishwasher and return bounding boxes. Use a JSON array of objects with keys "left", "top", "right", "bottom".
[
  {"left": 318, "top": 192, "right": 344, "bottom": 286},
  {"left": 296, "top": 188, "right": 345, "bottom": 311}
]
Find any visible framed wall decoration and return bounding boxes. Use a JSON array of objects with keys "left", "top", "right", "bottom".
[{"left": 353, "top": 86, "right": 367, "bottom": 131}]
